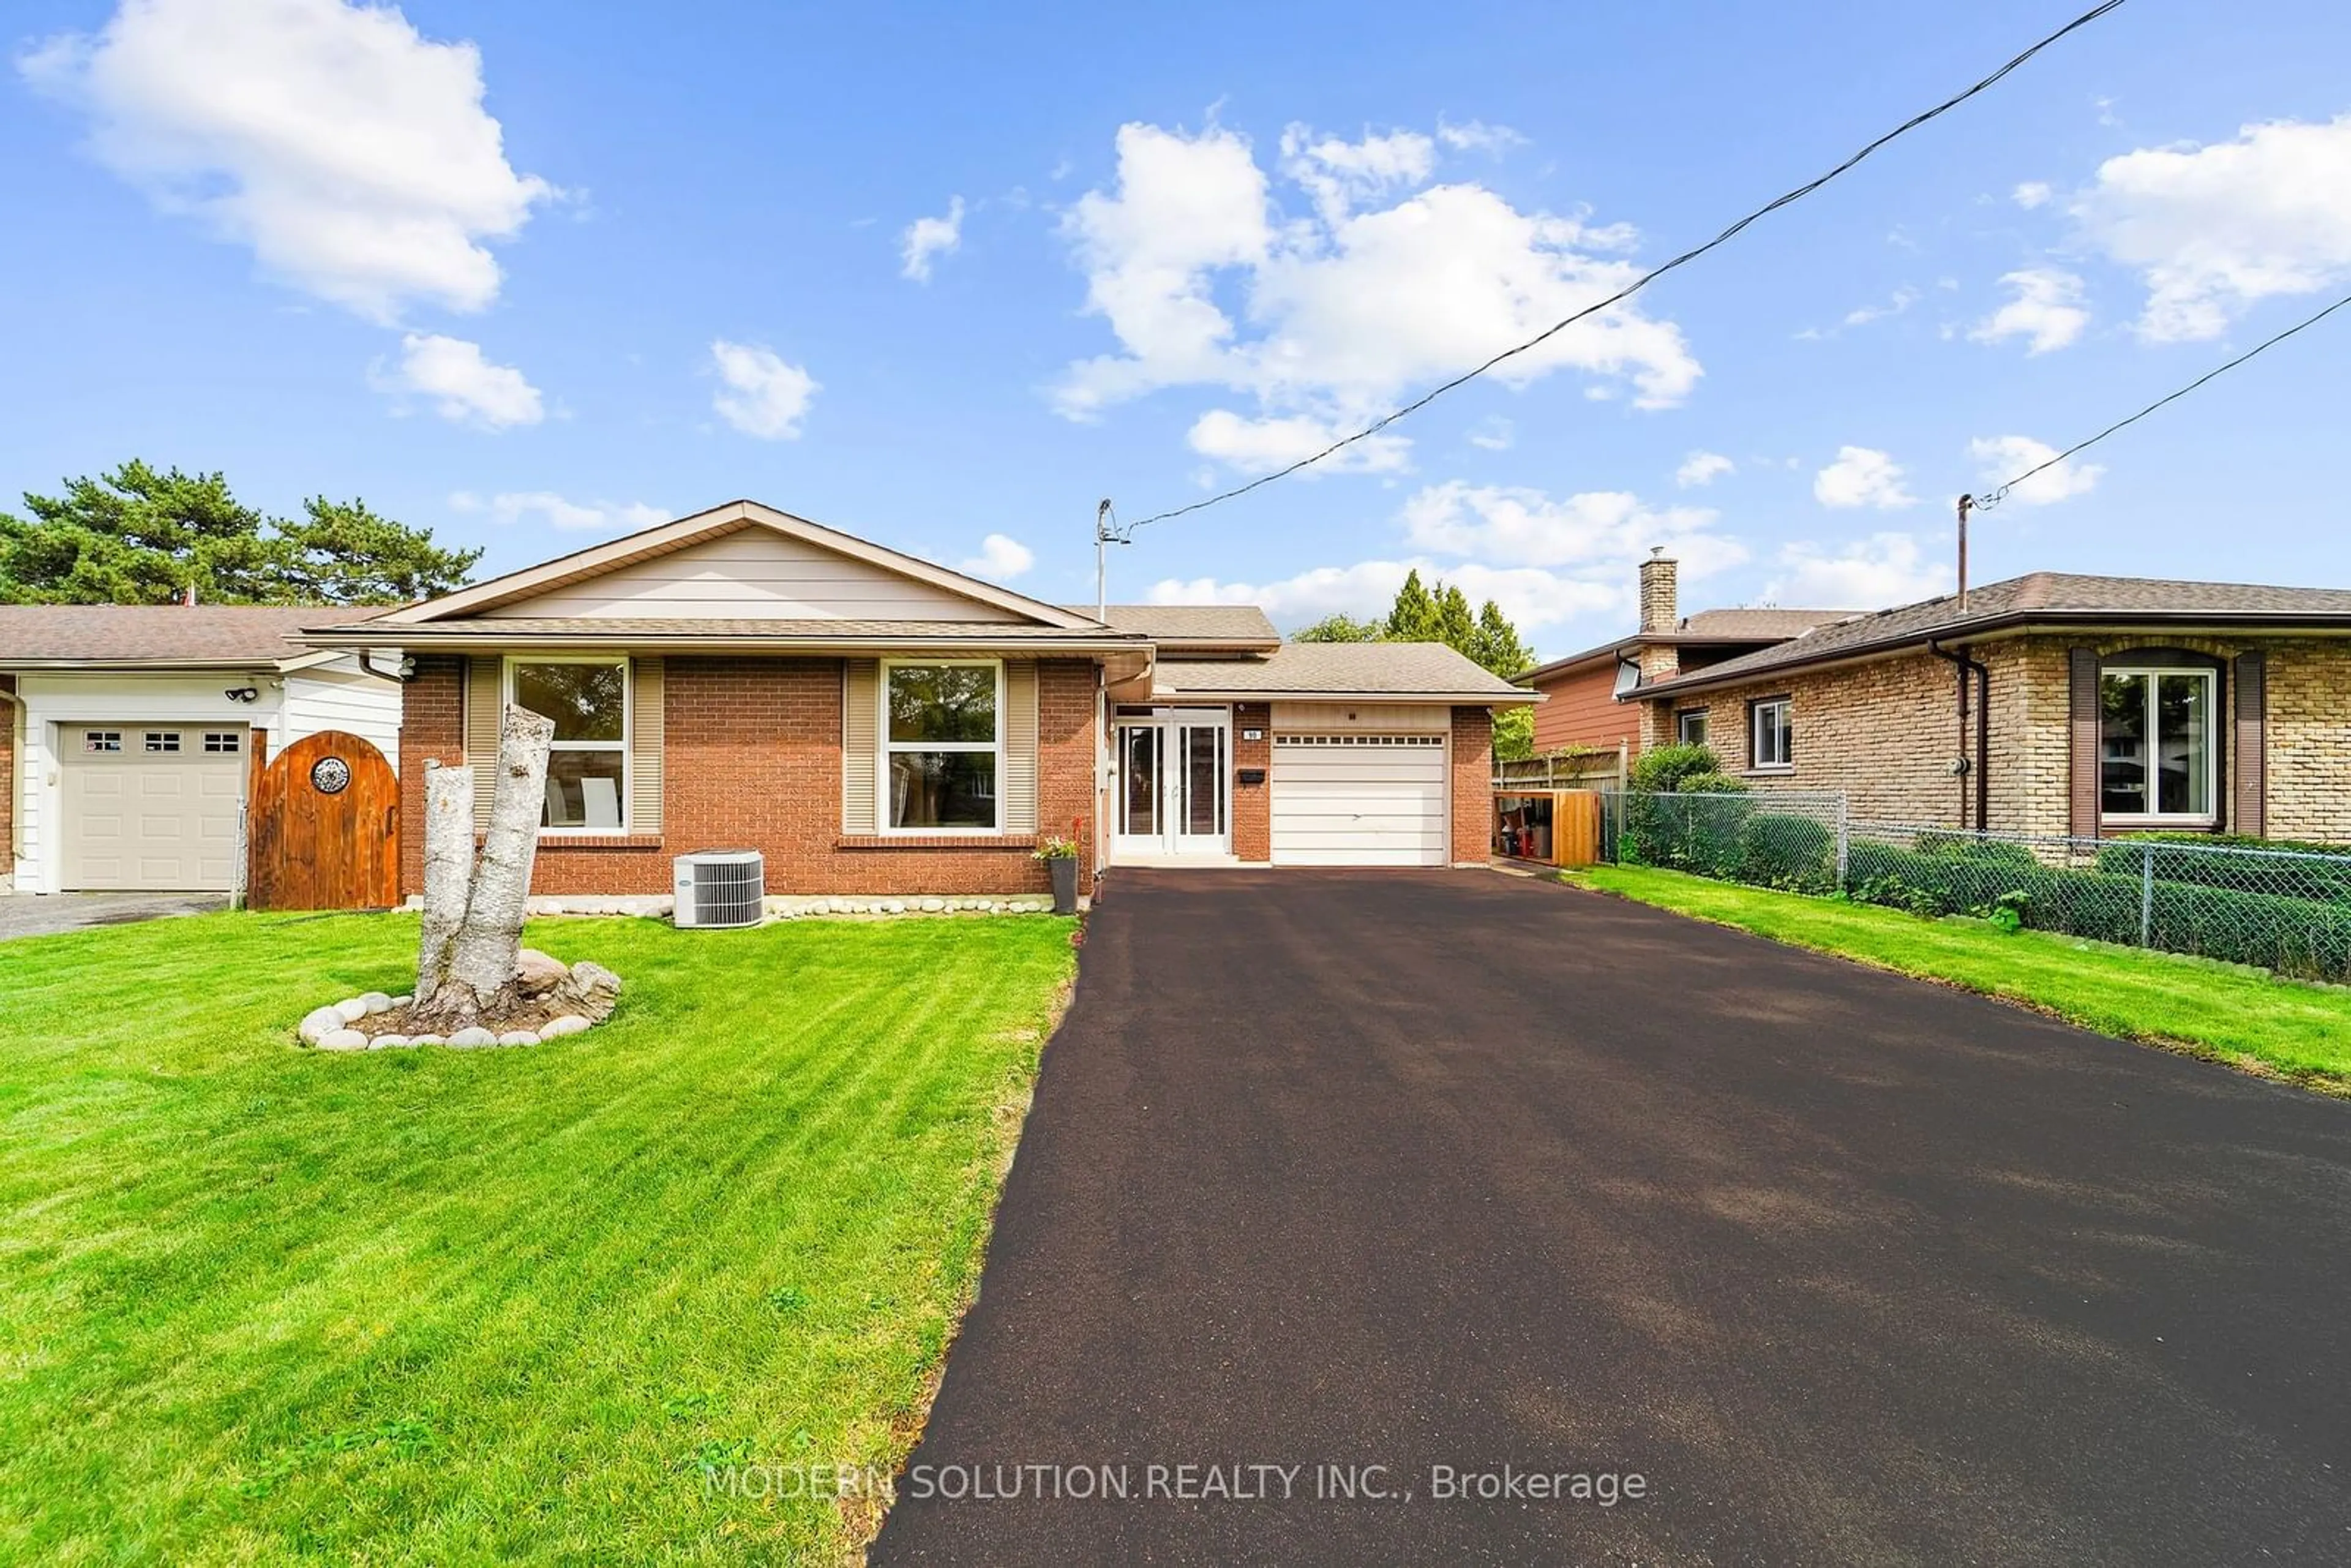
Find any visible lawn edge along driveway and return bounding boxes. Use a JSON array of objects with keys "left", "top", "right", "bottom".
[{"left": 1562, "top": 864, "right": 2351, "bottom": 1090}]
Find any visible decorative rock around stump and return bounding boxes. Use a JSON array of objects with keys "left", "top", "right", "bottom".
[{"left": 296, "top": 947, "right": 623, "bottom": 1051}]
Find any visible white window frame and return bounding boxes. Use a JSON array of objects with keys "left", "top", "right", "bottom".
[
  {"left": 2099, "top": 665, "right": 2219, "bottom": 828},
  {"left": 1676, "top": 708, "right": 1708, "bottom": 747},
  {"left": 506, "top": 654, "right": 630, "bottom": 836},
  {"left": 1749, "top": 697, "right": 1793, "bottom": 772},
  {"left": 879, "top": 658, "right": 1005, "bottom": 836}
]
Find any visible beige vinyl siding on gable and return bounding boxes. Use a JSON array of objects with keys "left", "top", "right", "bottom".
[
  {"left": 629, "top": 656, "right": 662, "bottom": 833},
  {"left": 1005, "top": 660, "right": 1038, "bottom": 832},
  {"left": 467, "top": 656, "right": 501, "bottom": 831},
  {"left": 842, "top": 659, "right": 878, "bottom": 833},
  {"left": 480, "top": 528, "right": 1014, "bottom": 621},
  {"left": 1270, "top": 700, "right": 1450, "bottom": 733}
]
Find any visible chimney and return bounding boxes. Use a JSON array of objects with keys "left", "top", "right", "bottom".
[{"left": 1638, "top": 547, "right": 1678, "bottom": 634}]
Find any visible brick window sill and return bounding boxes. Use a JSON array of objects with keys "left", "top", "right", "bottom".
[
  {"left": 836, "top": 834, "right": 1041, "bottom": 852},
  {"left": 530, "top": 833, "right": 666, "bottom": 851},
  {"left": 1742, "top": 768, "right": 1796, "bottom": 778}
]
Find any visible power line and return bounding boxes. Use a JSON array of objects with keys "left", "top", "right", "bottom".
[
  {"left": 1119, "top": 0, "right": 2132, "bottom": 536},
  {"left": 1974, "top": 290, "right": 2351, "bottom": 510}
]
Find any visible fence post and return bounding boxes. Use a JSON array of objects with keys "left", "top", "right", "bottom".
[
  {"left": 1835, "top": 795, "right": 1850, "bottom": 893},
  {"left": 2139, "top": 841, "right": 2156, "bottom": 948}
]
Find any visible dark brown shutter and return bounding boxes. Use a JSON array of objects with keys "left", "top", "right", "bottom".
[
  {"left": 2233, "top": 651, "right": 2266, "bottom": 838},
  {"left": 2068, "top": 647, "right": 2099, "bottom": 838}
]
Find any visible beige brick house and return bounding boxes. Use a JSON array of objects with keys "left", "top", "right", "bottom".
[{"left": 1622, "top": 565, "right": 2351, "bottom": 842}]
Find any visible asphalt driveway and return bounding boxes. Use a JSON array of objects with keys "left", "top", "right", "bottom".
[
  {"left": 874, "top": 869, "right": 2351, "bottom": 1566},
  {"left": 0, "top": 891, "right": 229, "bottom": 941}
]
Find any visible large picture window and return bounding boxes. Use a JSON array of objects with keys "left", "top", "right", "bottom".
[
  {"left": 510, "top": 657, "right": 628, "bottom": 830},
  {"left": 1749, "top": 697, "right": 1792, "bottom": 770},
  {"left": 884, "top": 661, "right": 1001, "bottom": 831},
  {"left": 2101, "top": 667, "right": 2215, "bottom": 822}
]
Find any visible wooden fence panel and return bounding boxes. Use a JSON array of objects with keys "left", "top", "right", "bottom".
[
  {"left": 247, "top": 730, "right": 400, "bottom": 911},
  {"left": 1555, "top": 790, "right": 1603, "bottom": 868}
]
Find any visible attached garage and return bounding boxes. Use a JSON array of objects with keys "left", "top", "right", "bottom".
[
  {"left": 59, "top": 726, "right": 248, "bottom": 891},
  {"left": 1270, "top": 732, "right": 1449, "bottom": 867}
]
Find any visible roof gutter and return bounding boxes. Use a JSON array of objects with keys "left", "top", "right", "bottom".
[
  {"left": 1157, "top": 687, "right": 1543, "bottom": 705},
  {"left": 289, "top": 631, "right": 1158, "bottom": 656}
]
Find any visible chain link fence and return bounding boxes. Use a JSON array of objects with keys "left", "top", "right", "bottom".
[{"left": 1598, "top": 789, "right": 2351, "bottom": 983}]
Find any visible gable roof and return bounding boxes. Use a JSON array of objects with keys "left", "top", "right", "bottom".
[
  {"left": 1638, "top": 572, "right": 2351, "bottom": 697},
  {"left": 1516, "top": 606, "right": 1855, "bottom": 683},
  {"left": 1081, "top": 604, "right": 1281, "bottom": 650},
  {"left": 0, "top": 604, "right": 382, "bottom": 669},
  {"left": 371, "top": 500, "right": 1101, "bottom": 631},
  {"left": 1151, "top": 641, "right": 1538, "bottom": 702}
]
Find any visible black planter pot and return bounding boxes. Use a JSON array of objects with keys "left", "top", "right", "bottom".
[{"left": 1048, "top": 855, "right": 1079, "bottom": 915}]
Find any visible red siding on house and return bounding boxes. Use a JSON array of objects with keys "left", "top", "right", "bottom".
[
  {"left": 1528, "top": 660, "right": 1640, "bottom": 756},
  {"left": 397, "top": 653, "right": 1098, "bottom": 899},
  {"left": 1450, "top": 705, "right": 1494, "bottom": 864}
]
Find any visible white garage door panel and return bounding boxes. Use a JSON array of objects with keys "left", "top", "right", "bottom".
[
  {"left": 1270, "top": 733, "right": 1448, "bottom": 868},
  {"left": 61, "top": 726, "right": 245, "bottom": 891}
]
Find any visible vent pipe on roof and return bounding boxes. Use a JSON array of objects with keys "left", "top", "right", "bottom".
[{"left": 1955, "top": 494, "right": 1972, "bottom": 613}]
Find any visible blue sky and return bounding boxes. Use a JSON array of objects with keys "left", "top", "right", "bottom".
[{"left": 4, "top": 0, "right": 2348, "bottom": 656}]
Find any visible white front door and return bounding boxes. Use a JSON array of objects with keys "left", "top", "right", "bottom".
[{"left": 1111, "top": 711, "right": 1231, "bottom": 861}]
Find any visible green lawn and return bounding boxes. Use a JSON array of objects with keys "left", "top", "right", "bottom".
[
  {"left": 0, "top": 910, "right": 1078, "bottom": 1565},
  {"left": 1567, "top": 865, "right": 2351, "bottom": 1085}
]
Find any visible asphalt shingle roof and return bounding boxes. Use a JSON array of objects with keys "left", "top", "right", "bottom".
[
  {"left": 1154, "top": 640, "right": 1532, "bottom": 699},
  {"left": 0, "top": 604, "right": 379, "bottom": 666},
  {"left": 1643, "top": 572, "right": 2351, "bottom": 694},
  {"left": 306, "top": 617, "right": 1145, "bottom": 643},
  {"left": 1076, "top": 604, "right": 1280, "bottom": 643}
]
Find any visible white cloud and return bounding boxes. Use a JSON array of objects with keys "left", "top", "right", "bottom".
[
  {"left": 1054, "top": 119, "right": 1699, "bottom": 451},
  {"left": 375, "top": 333, "right": 542, "bottom": 428},
  {"left": 1435, "top": 119, "right": 1526, "bottom": 156},
  {"left": 957, "top": 533, "right": 1035, "bottom": 580},
  {"left": 1400, "top": 481, "right": 1731, "bottom": 571},
  {"left": 1969, "top": 434, "right": 2103, "bottom": 506},
  {"left": 1675, "top": 451, "right": 1734, "bottom": 488},
  {"left": 2074, "top": 115, "right": 2351, "bottom": 342},
  {"left": 1969, "top": 268, "right": 2088, "bottom": 354},
  {"left": 709, "top": 339, "right": 819, "bottom": 439},
  {"left": 1466, "top": 416, "right": 1514, "bottom": 451},
  {"left": 450, "top": 491, "right": 667, "bottom": 531},
  {"left": 1813, "top": 446, "right": 1916, "bottom": 510},
  {"left": 21, "top": 0, "right": 555, "bottom": 324},
  {"left": 900, "top": 195, "right": 965, "bottom": 282},
  {"left": 1766, "top": 533, "right": 1946, "bottom": 609},
  {"left": 1842, "top": 286, "right": 1919, "bottom": 328},
  {"left": 2012, "top": 181, "right": 2053, "bottom": 210},
  {"left": 1144, "top": 476, "right": 1744, "bottom": 636},
  {"left": 1186, "top": 408, "right": 1409, "bottom": 474}
]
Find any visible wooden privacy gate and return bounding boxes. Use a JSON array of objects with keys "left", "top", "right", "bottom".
[{"left": 247, "top": 730, "right": 399, "bottom": 910}]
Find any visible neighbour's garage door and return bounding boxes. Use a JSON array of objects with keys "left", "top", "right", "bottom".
[
  {"left": 1270, "top": 733, "right": 1448, "bottom": 867},
  {"left": 60, "top": 725, "right": 246, "bottom": 891}
]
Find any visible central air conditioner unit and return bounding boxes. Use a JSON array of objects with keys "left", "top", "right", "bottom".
[{"left": 672, "top": 850, "right": 765, "bottom": 929}]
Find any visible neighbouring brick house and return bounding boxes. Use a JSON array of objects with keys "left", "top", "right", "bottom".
[
  {"left": 1517, "top": 549, "right": 1853, "bottom": 757},
  {"left": 302, "top": 500, "right": 1532, "bottom": 902},
  {"left": 1622, "top": 568, "right": 2351, "bottom": 842}
]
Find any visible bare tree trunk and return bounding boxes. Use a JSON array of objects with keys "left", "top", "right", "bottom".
[
  {"left": 414, "top": 762, "right": 474, "bottom": 1007},
  {"left": 410, "top": 706, "right": 555, "bottom": 1032}
]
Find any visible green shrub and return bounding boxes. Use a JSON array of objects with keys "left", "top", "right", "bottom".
[
  {"left": 1914, "top": 831, "right": 2041, "bottom": 874},
  {"left": 1674, "top": 773, "right": 1750, "bottom": 796},
  {"left": 1619, "top": 787, "right": 1752, "bottom": 876},
  {"left": 1627, "top": 743, "right": 1726, "bottom": 793},
  {"left": 1738, "top": 812, "right": 1835, "bottom": 891},
  {"left": 2093, "top": 836, "right": 2351, "bottom": 906}
]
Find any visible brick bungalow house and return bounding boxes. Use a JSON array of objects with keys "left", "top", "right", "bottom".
[
  {"left": 1517, "top": 550, "right": 1851, "bottom": 756},
  {"left": 1621, "top": 565, "right": 2351, "bottom": 842},
  {"left": 301, "top": 500, "right": 1533, "bottom": 901}
]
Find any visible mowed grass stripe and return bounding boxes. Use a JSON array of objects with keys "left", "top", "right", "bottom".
[{"left": 0, "top": 910, "right": 1076, "bottom": 1565}]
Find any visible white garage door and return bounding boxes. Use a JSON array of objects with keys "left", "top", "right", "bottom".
[
  {"left": 61, "top": 726, "right": 246, "bottom": 891},
  {"left": 1270, "top": 733, "right": 1449, "bottom": 867}
]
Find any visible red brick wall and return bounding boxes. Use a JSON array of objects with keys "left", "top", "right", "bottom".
[
  {"left": 398, "top": 653, "right": 1097, "bottom": 899},
  {"left": 1451, "top": 705, "right": 1494, "bottom": 865},
  {"left": 1232, "top": 702, "right": 1271, "bottom": 862},
  {"left": 0, "top": 674, "right": 15, "bottom": 874}
]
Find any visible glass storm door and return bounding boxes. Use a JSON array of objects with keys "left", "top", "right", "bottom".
[{"left": 1111, "top": 716, "right": 1230, "bottom": 859}]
